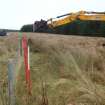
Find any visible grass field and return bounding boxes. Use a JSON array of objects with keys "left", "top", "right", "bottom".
[{"left": 1, "top": 32, "right": 105, "bottom": 105}]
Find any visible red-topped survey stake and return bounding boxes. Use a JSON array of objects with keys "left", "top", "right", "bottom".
[{"left": 22, "top": 36, "right": 31, "bottom": 94}]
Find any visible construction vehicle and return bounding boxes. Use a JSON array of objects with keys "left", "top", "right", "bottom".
[
  {"left": 33, "top": 11, "right": 105, "bottom": 35},
  {"left": 0, "top": 30, "right": 7, "bottom": 36}
]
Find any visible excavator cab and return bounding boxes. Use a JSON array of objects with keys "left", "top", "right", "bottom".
[{"left": 33, "top": 19, "right": 48, "bottom": 32}]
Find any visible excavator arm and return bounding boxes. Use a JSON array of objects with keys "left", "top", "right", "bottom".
[
  {"left": 47, "top": 11, "right": 105, "bottom": 28},
  {"left": 47, "top": 11, "right": 83, "bottom": 28}
]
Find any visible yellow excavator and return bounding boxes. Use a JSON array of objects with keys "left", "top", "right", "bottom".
[{"left": 33, "top": 11, "right": 105, "bottom": 35}]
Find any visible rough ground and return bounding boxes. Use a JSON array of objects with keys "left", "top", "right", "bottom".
[{"left": 1, "top": 32, "right": 105, "bottom": 105}]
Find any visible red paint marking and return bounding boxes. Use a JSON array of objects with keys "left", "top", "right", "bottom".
[{"left": 22, "top": 36, "right": 31, "bottom": 94}]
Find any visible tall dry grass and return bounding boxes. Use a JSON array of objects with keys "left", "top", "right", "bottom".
[
  {"left": 1, "top": 34, "right": 105, "bottom": 105},
  {"left": 15, "top": 37, "right": 105, "bottom": 105},
  {"left": 0, "top": 35, "right": 19, "bottom": 105}
]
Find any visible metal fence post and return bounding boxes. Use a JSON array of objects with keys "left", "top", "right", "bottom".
[{"left": 8, "top": 59, "right": 15, "bottom": 105}]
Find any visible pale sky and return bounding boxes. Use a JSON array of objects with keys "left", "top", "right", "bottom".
[{"left": 0, "top": 0, "right": 105, "bottom": 30}]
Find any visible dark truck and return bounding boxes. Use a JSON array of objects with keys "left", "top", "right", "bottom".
[{"left": 0, "top": 30, "right": 7, "bottom": 36}]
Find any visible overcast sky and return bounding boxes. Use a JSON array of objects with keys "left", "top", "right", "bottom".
[{"left": 0, "top": 0, "right": 105, "bottom": 30}]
